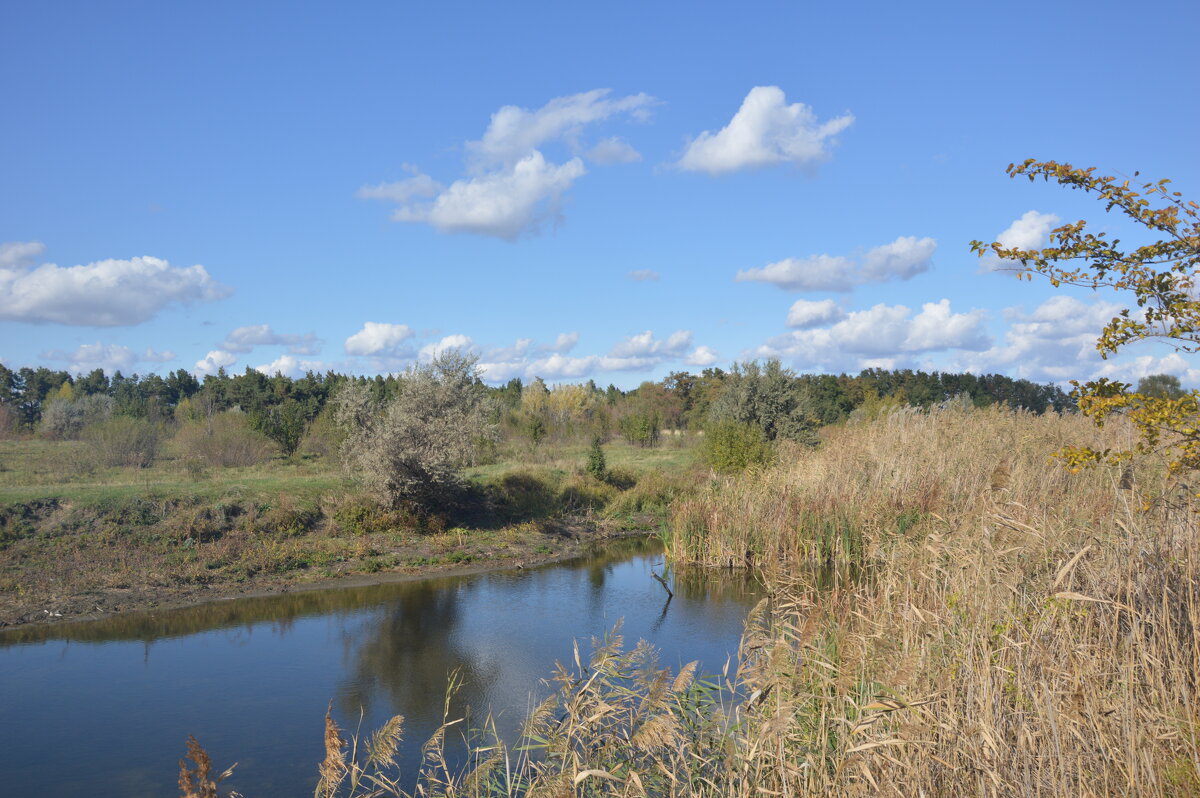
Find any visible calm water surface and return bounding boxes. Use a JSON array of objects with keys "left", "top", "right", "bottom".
[{"left": 0, "top": 538, "right": 758, "bottom": 796}]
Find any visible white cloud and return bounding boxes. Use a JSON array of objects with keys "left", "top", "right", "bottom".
[
  {"left": 786, "top": 298, "right": 845, "bottom": 328},
  {"left": 477, "top": 330, "right": 716, "bottom": 383},
  {"left": 362, "top": 90, "right": 654, "bottom": 240},
  {"left": 525, "top": 353, "right": 602, "bottom": 380},
  {"left": 757, "top": 300, "right": 990, "bottom": 370},
  {"left": 979, "top": 210, "right": 1061, "bottom": 273},
  {"left": 739, "top": 254, "right": 857, "bottom": 292},
  {"left": 221, "top": 324, "right": 321, "bottom": 355},
  {"left": 467, "top": 89, "right": 655, "bottom": 168},
  {"left": 255, "top": 354, "right": 331, "bottom": 378},
  {"left": 628, "top": 269, "right": 661, "bottom": 282},
  {"left": 1093, "top": 352, "right": 1200, "bottom": 386},
  {"left": 952, "top": 296, "right": 1121, "bottom": 382},
  {"left": 677, "top": 86, "right": 854, "bottom": 175},
  {"left": 904, "top": 299, "right": 991, "bottom": 352},
  {"left": 738, "top": 235, "right": 936, "bottom": 292},
  {"left": 685, "top": 345, "right": 720, "bottom": 367},
  {"left": 195, "top": 349, "right": 238, "bottom": 377},
  {"left": 0, "top": 246, "right": 231, "bottom": 326},
  {"left": 859, "top": 236, "right": 937, "bottom": 282},
  {"left": 546, "top": 331, "right": 579, "bottom": 353},
  {"left": 608, "top": 329, "right": 692, "bottom": 359},
  {"left": 586, "top": 137, "right": 641, "bottom": 164},
  {"left": 394, "top": 152, "right": 587, "bottom": 240},
  {"left": 41, "top": 342, "right": 176, "bottom": 375},
  {"left": 344, "top": 322, "right": 414, "bottom": 356},
  {"left": 0, "top": 241, "right": 45, "bottom": 269},
  {"left": 418, "top": 334, "right": 475, "bottom": 362},
  {"left": 355, "top": 173, "right": 444, "bottom": 204}
]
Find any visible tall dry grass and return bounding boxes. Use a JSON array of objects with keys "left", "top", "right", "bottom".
[{"left": 183, "top": 405, "right": 1199, "bottom": 796}]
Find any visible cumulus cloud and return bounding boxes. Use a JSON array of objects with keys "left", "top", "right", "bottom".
[
  {"left": 0, "top": 244, "right": 231, "bottom": 326},
  {"left": 360, "top": 90, "right": 654, "bottom": 240},
  {"left": 786, "top": 298, "right": 845, "bottom": 328},
  {"left": 628, "top": 269, "right": 661, "bottom": 282},
  {"left": 195, "top": 349, "right": 237, "bottom": 377},
  {"left": 41, "top": 342, "right": 175, "bottom": 375},
  {"left": 978, "top": 210, "right": 1061, "bottom": 274},
  {"left": 393, "top": 152, "right": 586, "bottom": 240},
  {"left": 418, "top": 334, "right": 475, "bottom": 362},
  {"left": 344, "top": 322, "right": 414, "bottom": 357},
  {"left": 677, "top": 86, "right": 854, "bottom": 175},
  {"left": 476, "top": 330, "right": 717, "bottom": 383},
  {"left": 757, "top": 299, "right": 990, "bottom": 370},
  {"left": 255, "top": 354, "right": 332, "bottom": 378},
  {"left": 737, "top": 236, "right": 936, "bottom": 292},
  {"left": 586, "top": 137, "right": 642, "bottom": 164},
  {"left": 685, "top": 345, "right": 720, "bottom": 367},
  {"left": 0, "top": 240, "right": 46, "bottom": 269},
  {"left": 609, "top": 329, "right": 693, "bottom": 359},
  {"left": 545, "top": 331, "right": 579, "bottom": 353},
  {"left": 951, "top": 296, "right": 1121, "bottom": 382},
  {"left": 355, "top": 173, "right": 444, "bottom": 204},
  {"left": 467, "top": 89, "right": 655, "bottom": 168},
  {"left": 221, "top": 324, "right": 321, "bottom": 355}
]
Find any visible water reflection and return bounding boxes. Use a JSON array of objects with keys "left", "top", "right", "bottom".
[{"left": 0, "top": 537, "right": 758, "bottom": 798}]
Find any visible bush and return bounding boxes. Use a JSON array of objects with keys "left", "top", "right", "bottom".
[
  {"left": 619, "top": 412, "right": 660, "bottom": 448},
  {"left": 39, "top": 395, "right": 114, "bottom": 440},
  {"left": 300, "top": 406, "right": 344, "bottom": 460},
  {"left": 174, "top": 411, "right": 277, "bottom": 468},
  {"left": 0, "top": 403, "right": 18, "bottom": 440},
  {"left": 335, "top": 351, "right": 498, "bottom": 512},
  {"left": 85, "top": 416, "right": 163, "bottom": 468},
  {"left": 700, "top": 420, "right": 773, "bottom": 473},
  {"left": 586, "top": 437, "right": 607, "bottom": 480}
]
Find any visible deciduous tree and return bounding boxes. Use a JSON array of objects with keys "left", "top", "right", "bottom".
[{"left": 972, "top": 159, "right": 1200, "bottom": 475}]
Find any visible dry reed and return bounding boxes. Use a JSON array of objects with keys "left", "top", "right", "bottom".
[{"left": 183, "top": 405, "right": 1199, "bottom": 796}]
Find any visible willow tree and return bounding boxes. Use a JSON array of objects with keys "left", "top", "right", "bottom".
[
  {"left": 972, "top": 159, "right": 1200, "bottom": 475},
  {"left": 334, "top": 350, "right": 497, "bottom": 512}
]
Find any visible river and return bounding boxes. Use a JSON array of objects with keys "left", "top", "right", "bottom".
[{"left": 0, "top": 538, "right": 758, "bottom": 796}]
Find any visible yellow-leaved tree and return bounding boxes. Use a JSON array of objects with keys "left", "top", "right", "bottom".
[{"left": 971, "top": 159, "right": 1200, "bottom": 475}]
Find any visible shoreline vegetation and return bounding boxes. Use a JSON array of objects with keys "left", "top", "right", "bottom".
[
  {"left": 249, "top": 404, "right": 1194, "bottom": 798},
  {"left": 0, "top": 363, "right": 1061, "bottom": 629},
  {"left": 3, "top": 361, "right": 1197, "bottom": 794}
]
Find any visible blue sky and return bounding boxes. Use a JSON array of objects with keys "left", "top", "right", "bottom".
[{"left": 2, "top": 0, "right": 1197, "bottom": 387}]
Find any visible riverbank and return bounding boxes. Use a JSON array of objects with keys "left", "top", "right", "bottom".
[
  {"left": 0, "top": 509, "right": 656, "bottom": 630},
  {"left": 0, "top": 492, "right": 665, "bottom": 629},
  {"left": 0, "top": 439, "right": 695, "bottom": 628}
]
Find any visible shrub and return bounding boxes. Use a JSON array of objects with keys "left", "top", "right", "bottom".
[
  {"left": 0, "top": 403, "right": 18, "bottom": 440},
  {"left": 700, "top": 420, "right": 773, "bottom": 473},
  {"left": 85, "top": 415, "right": 163, "bottom": 468},
  {"left": 174, "top": 411, "right": 277, "bottom": 468},
  {"left": 300, "top": 406, "right": 344, "bottom": 460},
  {"left": 585, "top": 436, "right": 607, "bottom": 480},
  {"left": 250, "top": 398, "right": 309, "bottom": 457},
  {"left": 39, "top": 394, "right": 114, "bottom": 440},
  {"left": 335, "top": 351, "right": 498, "bottom": 513},
  {"left": 619, "top": 412, "right": 660, "bottom": 448}
]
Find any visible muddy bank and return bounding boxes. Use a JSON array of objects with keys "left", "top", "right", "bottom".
[{"left": 0, "top": 494, "right": 661, "bottom": 628}]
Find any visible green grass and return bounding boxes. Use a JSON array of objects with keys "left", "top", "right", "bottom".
[
  {"left": 0, "top": 439, "right": 346, "bottom": 505},
  {"left": 0, "top": 437, "right": 698, "bottom": 507},
  {"left": 466, "top": 438, "right": 696, "bottom": 482}
]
